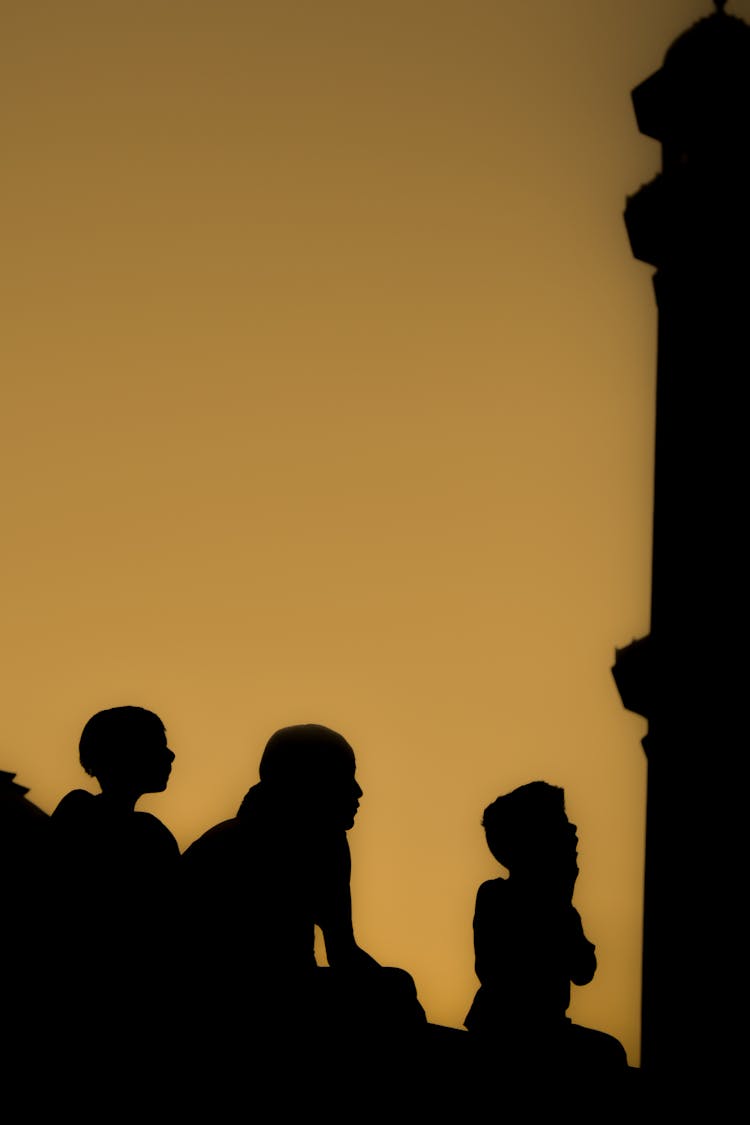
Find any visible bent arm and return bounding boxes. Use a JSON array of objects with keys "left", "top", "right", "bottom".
[
  {"left": 567, "top": 906, "right": 597, "bottom": 985},
  {"left": 314, "top": 833, "right": 380, "bottom": 970},
  {"left": 473, "top": 880, "right": 596, "bottom": 988}
]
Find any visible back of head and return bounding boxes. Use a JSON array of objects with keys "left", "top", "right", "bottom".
[{"left": 482, "top": 781, "right": 565, "bottom": 868}]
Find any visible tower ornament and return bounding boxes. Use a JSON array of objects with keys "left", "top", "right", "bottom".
[{"left": 617, "top": 0, "right": 750, "bottom": 1084}]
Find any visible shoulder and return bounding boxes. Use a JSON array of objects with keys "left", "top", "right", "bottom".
[
  {"left": 50, "top": 789, "right": 97, "bottom": 826},
  {"left": 52, "top": 788, "right": 96, "bottom": 812},
  {"left": 132, "top": 812, "right": 180, "bottom": 855},
  {"left": 474, "top": 877, "right": 510, "bottom": 914},
  {"left": 476, "top": 876, "right": 508, "bottom": 900},
  {"left": 182, "top": 819, "right": 240, "bottom": 863}
]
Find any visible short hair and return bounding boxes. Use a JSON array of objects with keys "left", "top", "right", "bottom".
[
  {"left": 79, "top": 706, "right": 166, "bottom": 779},
  {"left": 258, "top": 724, "right": 355, "bottom": 787},
  {"left": 481, "top": 781, "right": 565, "bottom": 867}
]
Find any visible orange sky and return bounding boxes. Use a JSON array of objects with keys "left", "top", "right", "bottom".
[{"left": 1, "top": 0, "right": 725, "bottom": 1067}]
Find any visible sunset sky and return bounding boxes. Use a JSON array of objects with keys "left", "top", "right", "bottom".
[{"left": 2, "top": 0, "right": 728, "bottom": 1067}]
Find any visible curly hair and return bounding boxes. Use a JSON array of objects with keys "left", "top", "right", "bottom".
[{"left": 481, "top": 780, "right": 565, "bottom": 867}]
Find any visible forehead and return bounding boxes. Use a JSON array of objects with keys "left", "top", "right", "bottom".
[{"left": 317, "top": 745, "right": 356, "bottom": 776}]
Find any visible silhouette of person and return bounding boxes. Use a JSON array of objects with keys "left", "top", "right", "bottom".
[
  {"left": 464, "top": 781, "right": 627, "bottom": 1082},
  {"left": 1, "top": 771, "right": 51, "bottom": 1083},
  {"left": 1, "top": 769, "right": 50, "bottom": 942},
  {"left": 47, "top": 705, "right": 180, "bottom": 1096},
  {"left": 51, "top": 705, "right": 178, "bottom": 899},
  {"left": 181, "top": 723, "right": 426, "bottom": 1069}
]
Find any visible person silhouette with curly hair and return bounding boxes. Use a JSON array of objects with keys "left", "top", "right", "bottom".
[{"left": 465, "top": 781, "right": 627, "bottom": 1082}]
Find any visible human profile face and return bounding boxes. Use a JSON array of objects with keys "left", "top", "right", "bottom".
[
  {"left": 567, "top": 818, "right": 578, "bottom": 856},
  {"left": 130, "top": 726, "right": 175, "bottom": 794},
  {"left": 313, "top": 766, "right": 362, "bottom": 830},
  {"left": 343, "top": 775, "right": 363, "bottom": 830},
  {"left": 532, "top": 807, "right": 577, "bottom": 856}
]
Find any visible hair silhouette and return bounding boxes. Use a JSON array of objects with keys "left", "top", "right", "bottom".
[
  {"left": 77, "top": 704, "right": 175, "bottom": 801},
  {"left": 2, "top": 736, "right": 640, "bottom": 1114}
]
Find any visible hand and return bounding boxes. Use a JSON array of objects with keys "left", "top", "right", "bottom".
[
  {"left": 564, "top": 859, "right": 579, "bottom": 901},
  {"left": 546, "top": 850, "right": 578, "bottom": 902}
]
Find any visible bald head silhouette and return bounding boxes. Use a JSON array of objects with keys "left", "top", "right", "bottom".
[{"left": 244, "top": 723, "right": 362, "bottom": 830}]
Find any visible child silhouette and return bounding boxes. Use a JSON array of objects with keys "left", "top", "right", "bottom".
[
  {"left": 51, "top": 705, "right": 179, "bottom": 901},
  {"left": 49, "top": 707, "right": 178, "bottom": 993},
  {"left": 47, "top": 706, "right": 181, "bottom": 1100},
  {"left": 465, "top": 781, "right": 627, "bottom": 1078}
]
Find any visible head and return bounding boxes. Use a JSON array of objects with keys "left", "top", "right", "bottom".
[
  {"left": 481, "top": 781, "right": 573, "bottom": 871},
  {"left": 258, "top": 723, "right": 362, "bottom": 829},
  {"left": 79, "top": 706, "right": 175, "bottom": 800}
]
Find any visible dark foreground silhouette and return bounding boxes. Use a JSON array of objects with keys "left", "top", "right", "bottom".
[{"left": 2, "top": 724, "right": 641, "bottom": 1118}]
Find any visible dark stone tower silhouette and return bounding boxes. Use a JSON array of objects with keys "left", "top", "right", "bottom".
[{"left": 613, "top": 2, "right": 750, "bottom": 1088}]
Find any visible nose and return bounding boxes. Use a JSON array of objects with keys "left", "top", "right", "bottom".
[
  {"left": 354, "top": 780, "right": 363, "bottom": 799},
  {"left": 167, "top": 748, "right": 175, "bottom": 763}
]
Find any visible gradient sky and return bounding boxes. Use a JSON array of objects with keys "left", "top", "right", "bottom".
[{"left": 2, "top": 0, "right": 728, "bottom": 1067}]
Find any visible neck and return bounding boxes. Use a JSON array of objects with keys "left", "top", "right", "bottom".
[{"left": 98, "top": 787, "right": 141, "bottom": 813}]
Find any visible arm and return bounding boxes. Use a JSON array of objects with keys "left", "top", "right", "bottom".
[
  {"left": 548, "top": 843, "right": 597, "bottom": 985},
  {"left": 473, "top": 878, "right": 596, "bottom": 988},
  {"left": 539, "top": 826, "right": 596, "bottom": 985},
  {"left": 314, "top": 832, "right": 380, "bottom": 970},
  {"left": 473, "top": 878, "right": 524, "bottom": 985},
  {"left": 566, "top": 905, "right": 597, "bottom": 985}
]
